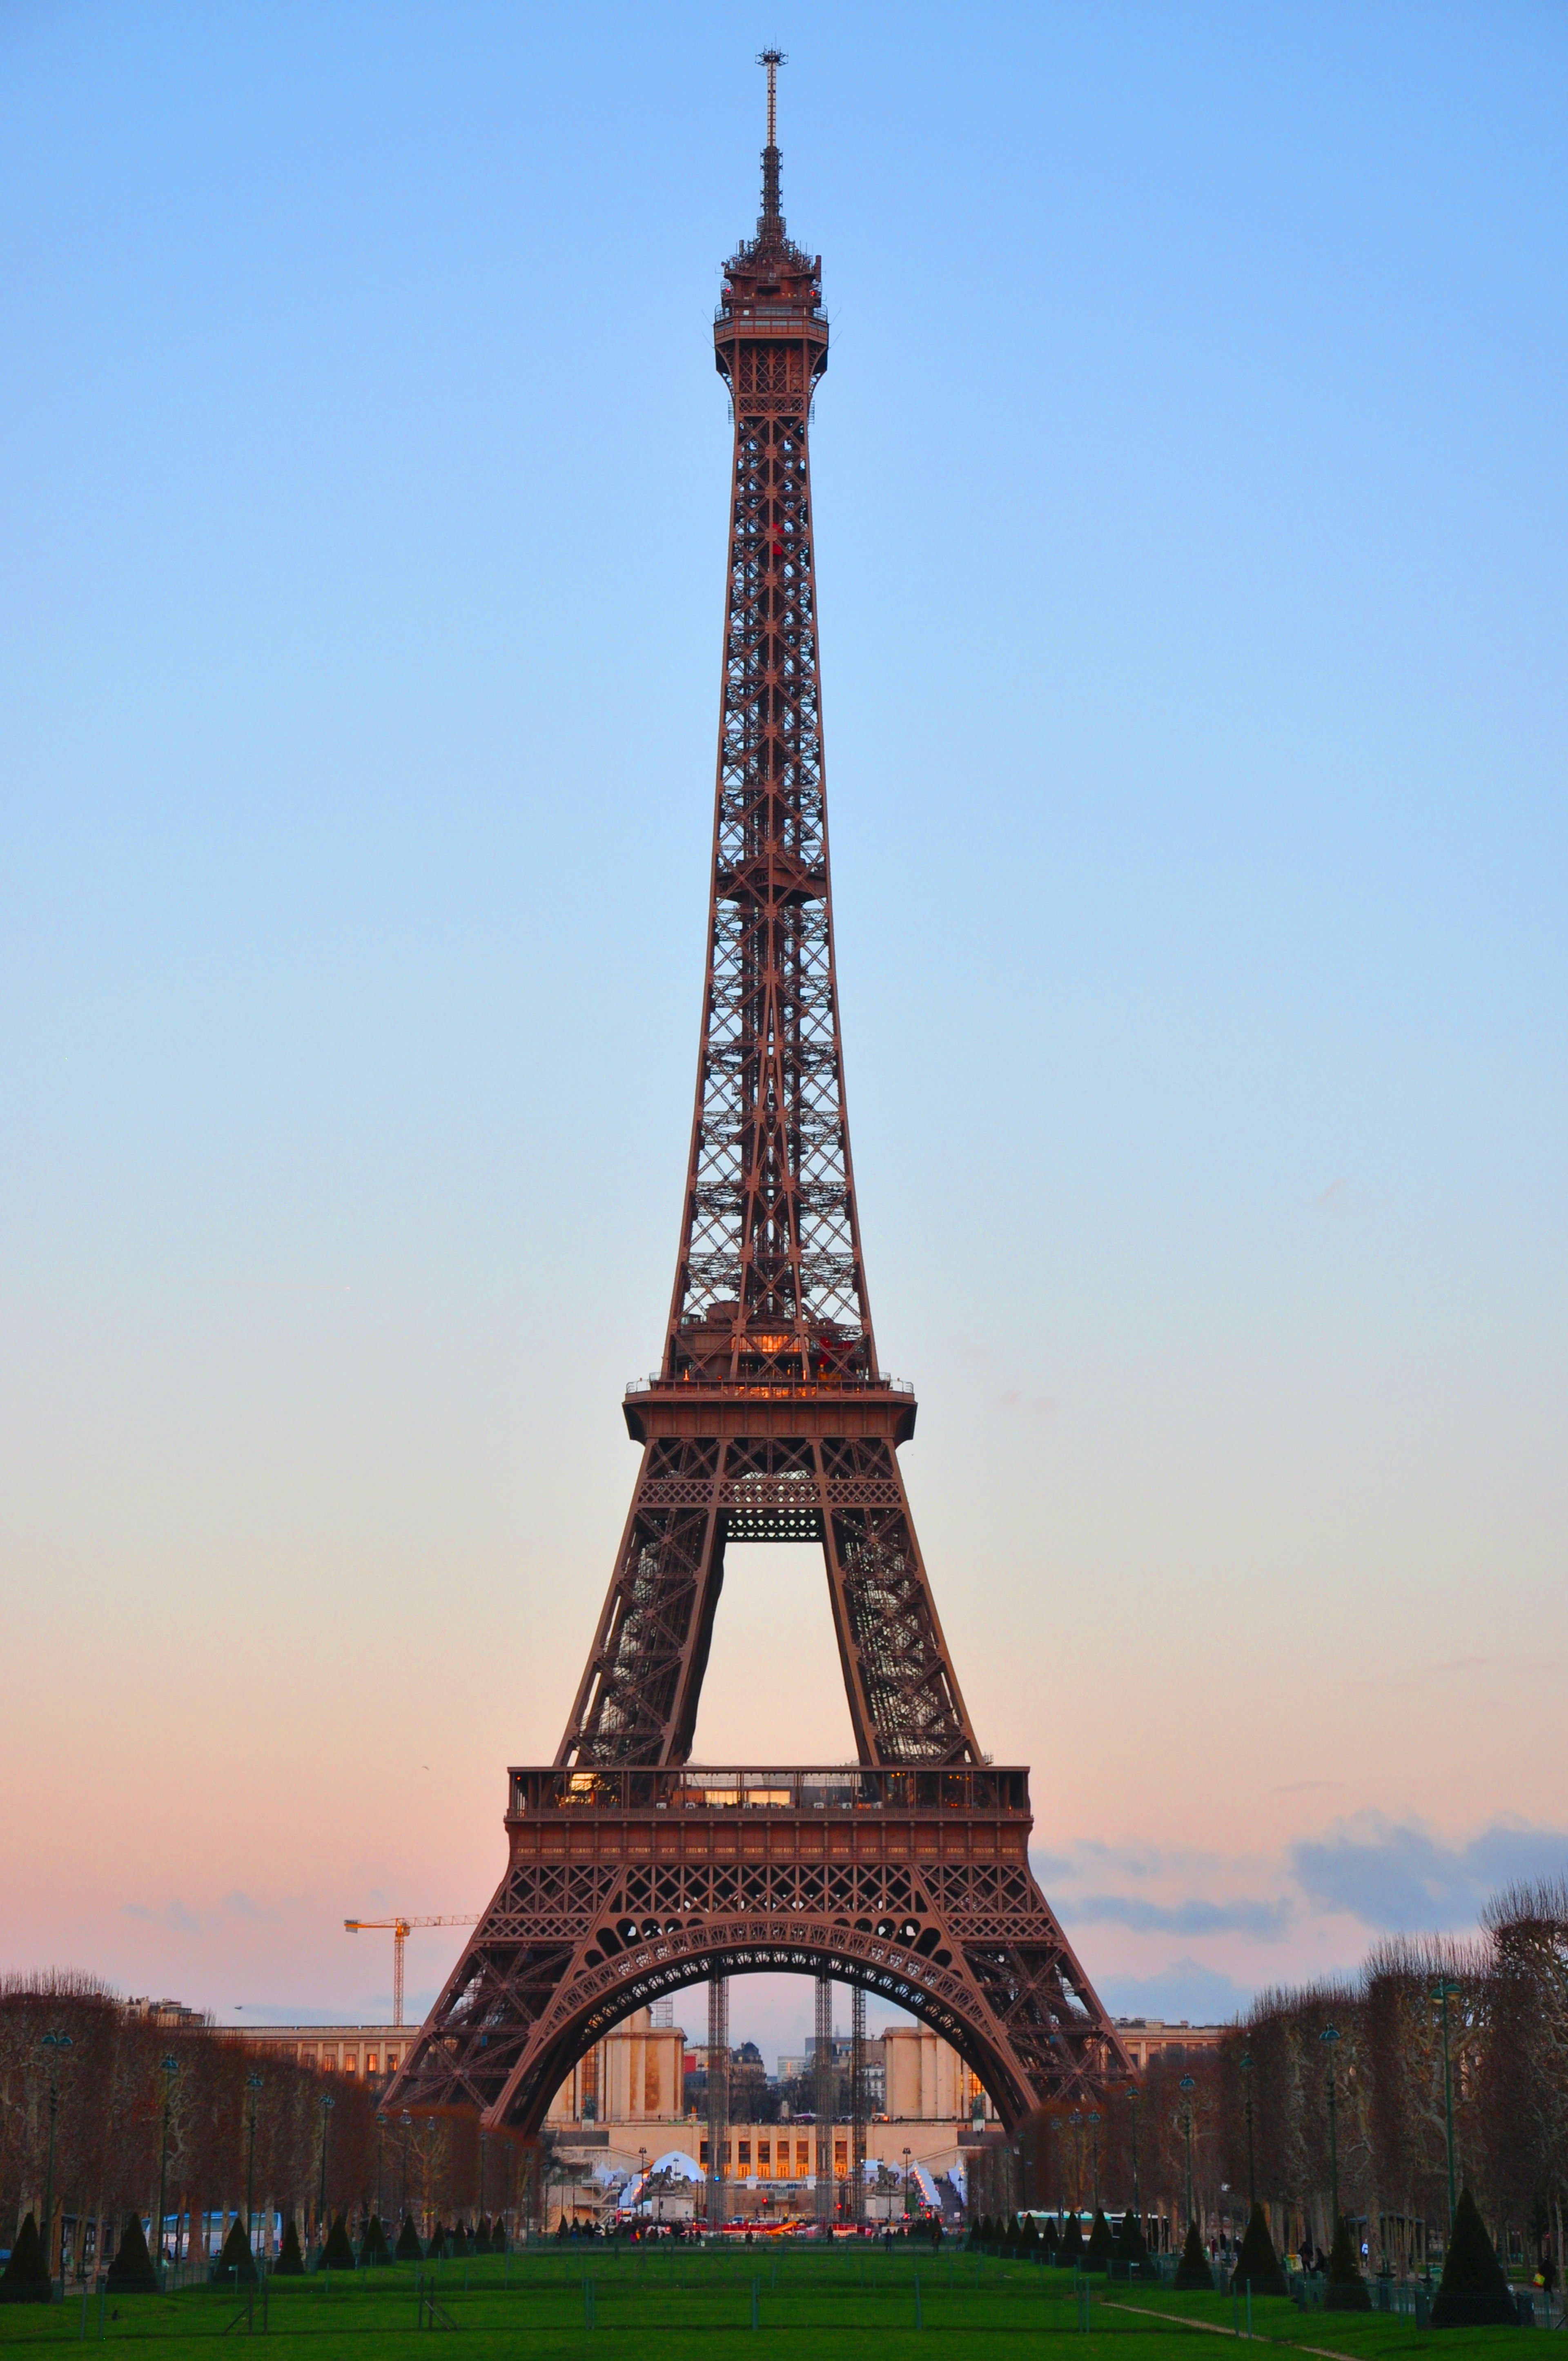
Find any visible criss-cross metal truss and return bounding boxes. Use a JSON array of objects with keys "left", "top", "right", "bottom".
[
  {"left": 669, "top": 134, "right": 857, "bottom": 1390},
  {"left": 380, "top": 62, "right": 1131, "bottom": 2145}
]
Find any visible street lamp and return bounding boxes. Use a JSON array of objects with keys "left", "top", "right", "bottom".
[
  {"left": 902, "top": 2147, "right": 912, "bottom": 2222},
  {"left": 245, "top": 2074, "right": 264, "bottom": 2259},
  {"left": 1431, "top": 1982, "right": 1461, "bottom": 2229},
  {"left": 479, "top": 2128, "right": 488, "bottom": 2232},
  {"left": 374, "top": 2113, "right": 387, "bottom": 2230},
  {"left": 1178, "top": 2076, "right": 1196, "bottom": 2230},
  {"left": 156, "top": 2056, "right": 180, "bottom": 2287},
  {"left": 1319, "top": 2027, "right": 1342, "bottom": 2233},
  {"left": 1088, "top": 2111, "right": 1101, "bottom": 2214},
  {"left": 40, "top": 2030, "right": 73, "bottom": 2296},
  {"left": 399, "top": 2111, "right": 412, "bottom": 2227},
  {"left": 1239, "top": 2053, "right": 1256, "bottom": 2212},
  {"left": 1127, "top": 2086, "right": 1142, "bottom": 2240},
  {"left": 317, "top": 2092, "right": 336, "bottom": 2254}
]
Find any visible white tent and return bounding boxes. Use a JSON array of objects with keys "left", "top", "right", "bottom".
[{"left": 617, "top": 2147, "right": 704, "bottom": 2211}]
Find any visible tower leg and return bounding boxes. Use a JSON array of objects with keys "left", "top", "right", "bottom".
[
  {"left": 851, "top": 1982, "right": 866, "bottom": 2227},
  {"left": 706, "top": 1976, "right": 729, "bottom": 2232},
  {"left": 814, "top": 1975, "right": 834, "bottom": 2230}
]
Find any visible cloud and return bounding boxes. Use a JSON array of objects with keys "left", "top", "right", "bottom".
[
  {"left": 219, "top": 1891, "right": 279, "bottom": 1922},
  {"left": 1045, "top": 1840, "right": 1197, "bottom": 1884},
  {"left": 1096, "top": 1961, "right": 1253, "bottom": 2024},
  {"left": 1273, "top": 1780, "right": 1343, "bottom": 1795},
  {"left": 1291, "top": 1816, "right": 1568, "bottom": 1931},
  {"left": 122, "top": 1899, "right": 207, "bottom": 1935},
  {"left": 1068, "top": 1892, "right": 1291, "bottom": 1938},
  {"left": 121, "top": 1891, "right": 284, "bottom": 1936},
  {"left": 991, "top": 1390, "right": 1058, "bottom": 1420}
]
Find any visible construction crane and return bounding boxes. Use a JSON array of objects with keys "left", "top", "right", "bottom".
[{"left": 343, "top": 1915, "right": 479, "bottom": 2028}]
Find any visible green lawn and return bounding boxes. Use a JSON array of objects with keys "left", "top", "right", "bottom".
[{"left": 0, "top": 2253, "right": 1529, "bottom": 2359}]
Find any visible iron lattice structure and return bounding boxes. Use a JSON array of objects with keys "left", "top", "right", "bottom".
[{"left": 383, "top": 61, "right": 1130, "bottom": 2147}]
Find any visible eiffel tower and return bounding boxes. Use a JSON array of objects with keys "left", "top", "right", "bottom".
[{"left": 382, "top": 56, "right": 1130, "bottom": 2146}]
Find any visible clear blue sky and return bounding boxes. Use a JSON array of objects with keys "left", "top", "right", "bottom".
[{"left": 2, "top": 2, "right": 1565, "bottom": 2053}]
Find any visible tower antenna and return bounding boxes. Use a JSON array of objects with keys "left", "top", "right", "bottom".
[{"left": 757, "top": 47, "right": 786, "bottom": 224}]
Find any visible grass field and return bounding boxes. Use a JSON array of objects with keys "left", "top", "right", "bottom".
[{"left": 0, "top": 2252, "right": 1528, "bottom": 2359}]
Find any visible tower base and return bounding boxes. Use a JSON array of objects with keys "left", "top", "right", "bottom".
[{"left": 381, "top": 1763, "right": 1130, "bottom": 2132}]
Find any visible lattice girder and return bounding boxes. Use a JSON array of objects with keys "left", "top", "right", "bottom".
[
  {"left": 557, "top": 1412, "right": 978, "bottom": 1771},
  {"left": 381, "top": 1773, "right": 1129, "bottom": 2135},
  {"left": 378, "top": 88, "right": 1134, "bottom": 2142}
]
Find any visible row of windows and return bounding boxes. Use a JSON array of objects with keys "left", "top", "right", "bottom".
[
  {"left": 696, "top": 2138, "right": 849, "bottom": 2176},
  {"left": 291, "top": 2047, "right": 403, "bottom": 2075}
]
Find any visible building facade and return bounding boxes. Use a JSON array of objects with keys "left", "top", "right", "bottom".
[
  {"left": 1111, "top": 2020, "right": 1225, "bottom": 2071},
  {"left": 220, "top": 2023, "right": 412, "bottom": 2086}
]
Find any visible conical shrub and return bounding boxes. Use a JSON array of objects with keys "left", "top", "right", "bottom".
[
  {"left": 1324, "top": 2214, "right": 1371, "bottom": 2312},
  {"left": 1085, "top": 2207, "right": 1116, "bottom": 2270},
  {"left": 359, "top": 2214, "right": 391, "bottom": 2265},
  {"left": 1040, "top": 2214, "right": 1059, "bottom": 2261},
  {"left": 1059, "top": 2212, "right": 1085, "bottom": 2266},
  {"left": 1231, "top": 2203, "right": 1288, "bottom": 2298},
  {"left": 1174, "top": 2219, "right": 1214, "bottom": 2292},
  {"left": 1118, "top": 2211, "right": 1152, "bottom": 2273},
  {"left": 321, "top": 2213, "right": 355, "bottom": 2270},
  {"left": 491, "top": 2218, "right": 508, "bottom": 2254},
  {"left": 107, "top": 2212, "right": 160, "bottom": 2295},
  {"left": 426, "top": 2221, "right": 450, "bottom": 2259},
  {"left": 0, "top": 2212, "right": 52, "bottom": 2304},
  {"left": 209, "top": 2214, "right": 257, "bottom": 2289},
  {"left": 273, "top": 2218, "right": 306, "bottom": 2275},
  {"left": 1432, "top": 2188, "right": 1518, "bottom": 2330},
  {"left": 472, "top": 2217, "right": 492, "bottom": 2256},
  {"left": 451, "top": 2221, "right": 470, "bottom": 2259},
  {"left": 394, "top": 2216, "right": 423, "bottom": 2262}
]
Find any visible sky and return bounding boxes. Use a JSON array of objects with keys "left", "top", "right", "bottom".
[{"left": 2, "top": 0, "right": 1565, "bottom": 2065}]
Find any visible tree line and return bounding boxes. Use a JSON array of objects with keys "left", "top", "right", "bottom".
[
  {"left": 1015, "top": 1876, "right": 1568, "bottom": 2278},
  {"left": 0, "top": 1973, "right": 534, "bottom": 2282}
]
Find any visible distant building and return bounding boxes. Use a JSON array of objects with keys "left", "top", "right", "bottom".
[
  {"left": 1113, "top": 2018, "right": 1226, "bottom": 2069},
  {"left": 218, "top": 2022, "right": 411, "bottom": 2088},
  {"left": 548, "top": 2010, "right": 992, "bottom": 2225}
]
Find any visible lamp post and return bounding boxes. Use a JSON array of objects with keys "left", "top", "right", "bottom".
[
  {"left": 1127, "top": 2086, "right": 1142, "bottom": 2241},
  {"left": 40, "top": 2030, "right": 73, "bottom": 2296},
  {"left": 1088, "top": 2111, "right": 1102, "bottom": 2214},
  {"left": 478, "top": 2129, "right": 488, "bottom": 2233},
  {"left": 1319, "top": 2026, "right": 1341, "bottom": 2235},
  {"left": 245, "top": 2074, "right": 264, "bottom": 2259},
  {"left": 902, "top": 2147, "right": 911, "bottom": 2222},
  {"left": 156, "top": 2056, "right": 180, "bottom": 2287},
  {"left": 1431, "top": 1982, "right": 1461, "bottom": 2229},
  {"left": 1178, "top": 2076, "right": 1196, "bottom": 2231},
  {"left": 374, "top": 2114, "right": 387, "bottom": 2231},
  {"left": 316, "top": 2092, "right": 335, "bottom": 2254},
  {"left": 1239, "top": 2053, "right": 1256, "bottom": 2212},
  {"left": 399, "top": 2111, "right": 412, "bottom": 2228}
]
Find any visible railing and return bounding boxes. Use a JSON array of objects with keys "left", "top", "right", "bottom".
[
  {"left": 508, "top": 1764, "right": 1030, "bottom": 1817},
  {"left": 715, "top": 304, "right": 829, "bottom": 327},
  {"left": 626, "top": 1373, "right": 914, "bottom": 1397}
]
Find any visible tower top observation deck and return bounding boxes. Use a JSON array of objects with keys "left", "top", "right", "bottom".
[{"left": 715, "top": 51, "right": 828, "bottom": 382}]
